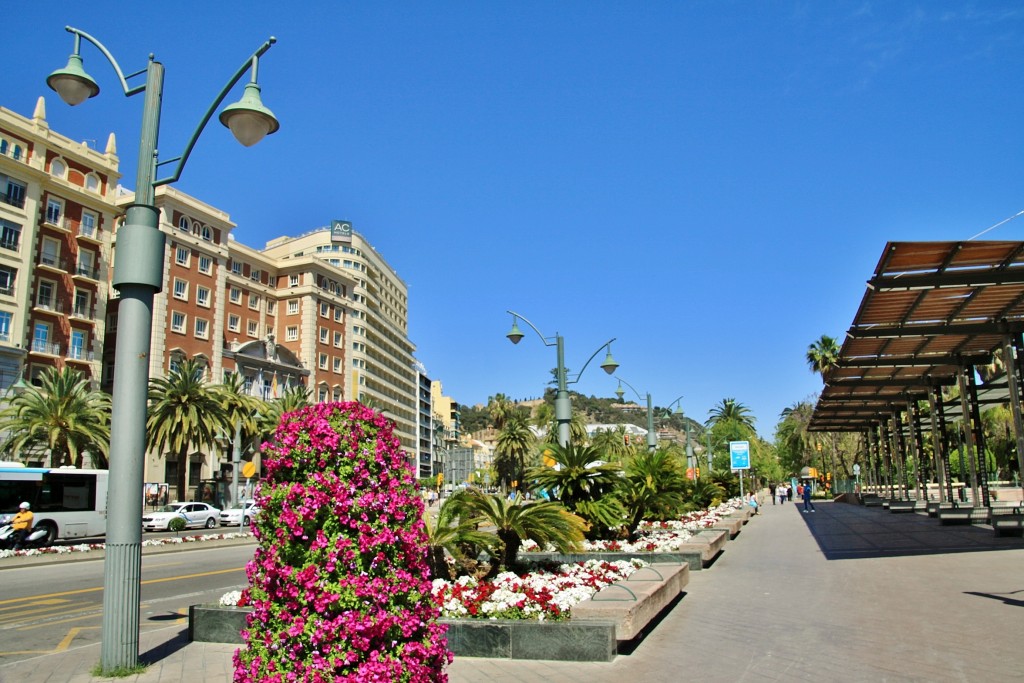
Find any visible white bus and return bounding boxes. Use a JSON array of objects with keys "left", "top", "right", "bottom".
[{"left": 0, "top": 466, "right": 108, "bottom": 545}]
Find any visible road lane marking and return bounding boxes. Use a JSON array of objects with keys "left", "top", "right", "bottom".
[
  {"left": 0, "top": 566, "right": 245, "bottom": 605},
  {"left": 0, "top": 603, "right": 92, "bottom": 623},
  {"left": 54, "top": 627, "right": 81, "bottom": 652}
]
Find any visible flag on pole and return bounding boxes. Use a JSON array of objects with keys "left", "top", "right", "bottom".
[{"left": 271, "top": 372, "right": 279, "bottom": 399}]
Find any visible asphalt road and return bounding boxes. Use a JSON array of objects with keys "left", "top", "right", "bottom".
[{"left": 0, "top": 542, "right": 254, "bottom": 666}]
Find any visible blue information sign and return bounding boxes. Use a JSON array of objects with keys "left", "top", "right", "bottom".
[{"left": 729, "top": 441, "right": 750, "bottom": 470}]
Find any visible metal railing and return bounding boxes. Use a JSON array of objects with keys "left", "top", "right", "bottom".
[{"left": 31, "top": 339, "right": 61, "bottom": 355}]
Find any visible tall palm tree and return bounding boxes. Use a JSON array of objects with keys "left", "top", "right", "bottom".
[
  {"left": 806, "top": 334, "right": 840, "bottom": 379},
  {"left": 616, "top": 448, "right": 688, "bottom": 540},
  {"left": 590, "top": 425, "right": 634, "bottom": 463},
  {"left": 257, "top": 384, "right": 311, "bottom": 444},
  {"left": 487, "top": 393, "right": 513, "bottom": 430},
  {"left": 494, "top": 412, "right": 535, "bottom": 489},
  {"left": 457, "top": 489, "right": 586, "bottom": 573},
  {"left": 541, "top": 410, "right": 588, "bottom": 446},
  {"left": 706, "top": 398, "right": 756, "bottom": 430},
  {"left": 214, "top": 372, "right": 264, "bottom": 449},
  {"left": 0, "top": 367, "right": 110, "bottom": 468},
  {"left": 147, "top": 357, "right": 227, "bottom": 501},
  {"left": 526, "top": 443, "right": 624, "bottom": 536}
]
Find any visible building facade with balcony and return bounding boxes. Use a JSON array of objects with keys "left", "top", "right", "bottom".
[{"left": 0, "top": 98, "right": 119, "bottom": 391}]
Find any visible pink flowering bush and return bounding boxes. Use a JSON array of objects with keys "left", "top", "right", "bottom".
[{"left": 233, "top": 402, "right": 451, "bottom": 682}]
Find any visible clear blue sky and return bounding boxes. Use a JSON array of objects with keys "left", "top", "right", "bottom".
[{"left": 8, "top": 2, "right": 1024, "bottom": 438}]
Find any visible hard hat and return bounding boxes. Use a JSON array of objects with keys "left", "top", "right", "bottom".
[{"left": 19, "top": 502, "right": 30, "bottom": 510}]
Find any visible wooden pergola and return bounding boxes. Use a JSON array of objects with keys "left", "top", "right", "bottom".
[{"left": 809, "top": 241, "right": 1024, "bottom": 504}]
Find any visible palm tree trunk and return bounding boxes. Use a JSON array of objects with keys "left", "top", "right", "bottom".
[
  {"left": 176, "top": 449, "right": 189, "bottom": 502},
  {"left": 498, "top": 530, "right": 521, "bottom": 570}
]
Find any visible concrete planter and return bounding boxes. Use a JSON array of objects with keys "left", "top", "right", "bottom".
[{"left": 519, "top": 528, "right": 727, "bottom": 570}]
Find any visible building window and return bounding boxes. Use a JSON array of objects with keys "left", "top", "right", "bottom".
[
  {"left": 0, "top": 265, "right": 15, "bottom": 296},
  {"left": 247, "top": 320, "right": 258, "bottom": 337},
  {"left": 333, "top": 357, "right": 342, "bottom": 373},
  {"left": 1, "top": 175, "right": 26, "bottom": 208},
  {"left": 231, "top": 260, "right": 243, "bottom": 275},
  {"left": 250, "top": 269, "right": 261, "bottom": 282},
  {"left": 80, "top": 211, "right": 98, "bottom": 239},
  {"left": 0, "top": 219, "right": 20, "bottom": 251},
  {"left": 319, "top": 327, "right": 328, "bottom": 344},
  {"left": 320, "top": 302, "right": 328, "bottom": 318},
  {"left": 73, "top": 289, "right": 91, "bottom": 317},
  {"left": 334, "top": 307, "right": 342, "bottom": 322},
  {"left": 318, "top": 386, "right": 328, "bottom": 402},
  {"left": 171, "top": 312, "right": 186, "bottom": 333},
  {"left": 45, "top": 198, "right": 63, "bottom": 226},
  {"left": 0, "top": 311, "right": 11, "bottom": 342},
  {"left": 172, "top": 278, "right": 188, "bottom": 301},
  {"left": 178, "top": 216, "right": 190, "bottom": 232},
  {"left": 289, "top": 274, "right": 299, "bottom": 287},
  {"left": 332, "top": 387, "right": 342, "bottom": 401},
  {"left": 69, "top": 329, "right": 87, "bottom": 360},
  {"left": 286, "top": 325, "right": 298, "bottom": 341},
  {"left": 228, "top": 314, "right": 240, "bottom": 332},
  {"left": 40, "top": 236, "right": 60, "bottom": 268},
  {"left": 194, "top": 318, "right": 209, "bottom": 339},
  {"left": 196, "top": 286, "right": 210, "bottom": 308},
  {"left": 32, "top": 322, "right": 51, "bottom": 353},
  {"left": 77, "top": 249, "right": 97, "bottom": 279},
  {"left": 37, "top": 279, "right": 57, "bottom": 310},
  {"left": 318, "top": 353, "right": 328, "bottom": 369},
  {"left": 248, "top": 293, "right": 260, "bottom": 310},
  {"left": 266, "top": 300, "right": 276, "bottom": 315},
  {"left": 198, "top": 255, "right": 212, "bottom": 274},
  {"left": 85, "top": 174, "right": 100, "bottom": 193},
  {"left": 229, "top": 287, "right": 241, "bottom": 304},
  {"left": 201, "top": 226, "right": 212, "bottom": 241},
  {"left": 333, "top": 331, "right": 342, "bottom": 347},
  {"left": 288, "top": 299, "right": 299, "bottom": 315},
  {"left": 175, "top": 247, "right": 190, "bottom": 266}
]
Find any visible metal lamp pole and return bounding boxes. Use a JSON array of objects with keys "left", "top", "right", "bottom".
[
  {"left": 47, "top": 26, "right": 279, "bottom": 672},
  {"left": 506, "top": 311, "right": 618, "bottom": 448},
  {"left": 613, "top": 377, "right": 662, "bottom": 452}
]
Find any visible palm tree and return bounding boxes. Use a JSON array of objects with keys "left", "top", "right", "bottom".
[
  {"left": 616, "top": 448, "right": 688, "bottom": 540},
  {"left": 806, "top": 334, "right": 840, "bottom": 379},
  {"left": 423, "top": 492, "right": 495, "bottom": 580},
  {"left": 494, "top": 412, "right": 535, "bottom": 489},
  {"left": 214, "top": 372, "right": 264, "bottom": 450},
  {"left": 706, "top": 398, "right": 756, "bottom": 430},
  {"left": 147, "top": 357, "right": 227, "bottom": 501},
  {"left": 457, "top": 489, "right": 586, "bottom": 573},
  {"left": 541, "top": 410, "right": 588, "bottom": 447},
  {"left": 487, "top": 393, "right": 513, "bottom": 430},
  {"left": 526, "top": 442, "right": 624, "bottom": 536},
  {"left": 776, "top": 401, "right": 814, "bottom": 475},
  {"left": 590, "top": 425, "right": 634, "bottom": 463},
  {"left": 257, "top": 384, "right": 311, "bottom": 444},
  {"left": 0, "top": 367, "right": 110, "bottom": 468}
]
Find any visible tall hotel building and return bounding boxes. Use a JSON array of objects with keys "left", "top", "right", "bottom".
[{"left": 0, "top": 99, "right": 429, "bottom": 488}]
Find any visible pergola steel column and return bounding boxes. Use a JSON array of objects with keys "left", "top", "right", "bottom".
[
  {"left": 964, "top": 366, "right": 991, "bottom": 507},
  {"left": 907, "top": 399, "right": 926, "bottom": 502},
  {"left": 956, "top": 367, "right": 982, "bottom": 505},
  {"left": 880, "top": 417, "right": 895, "bottom": 499},
  {"left": 928, "top": 384, "right": 954, "bottom": 503},
  {"left": 1003, "top": 333, "right": 1024, "bottom": 497},
  {"left": 892, "top": 409, "right": 908, "bottom": 500},
  {"left": 865, "top": 427, "right": 876, "bottom": 493}
]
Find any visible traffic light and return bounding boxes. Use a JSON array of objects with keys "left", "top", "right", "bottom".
[
  {"left": 624, "top": 434, "right": 630, "bottom": 445},
  {"left": 695, "top": 467, "right": 700, "bottom": 478},
  {"left": 436, "top": 473, "right": 443, "bottom": 489}
]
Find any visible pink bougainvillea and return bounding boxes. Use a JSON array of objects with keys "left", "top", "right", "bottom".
[{"left": 233, "top": 402, "right": 451, "bottom": 682}]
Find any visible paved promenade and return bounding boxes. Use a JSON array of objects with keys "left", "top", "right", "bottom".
[{"left": 3, "top": 499, "right": 1022, "bottom": 682}]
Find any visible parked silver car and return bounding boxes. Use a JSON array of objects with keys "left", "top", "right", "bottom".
[
  {"left": 220, "top": 500, "right": 259, "bottom": 527},
  {"left": 142, "top": 502, "right": 221, "bottom": 531}
]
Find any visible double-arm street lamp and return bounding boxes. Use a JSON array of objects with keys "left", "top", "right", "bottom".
[
  {"left": 612, "top": 377, "right": 659, "bottom": 452},
  {"left": 506, "top": 311, "right": 618, "bottom": 448},
  {"left": 48, "top": 26, "right": 279, "bottom": 672},
  {"left": 666, "top": 397, "right": 698, "bottom": 476}
]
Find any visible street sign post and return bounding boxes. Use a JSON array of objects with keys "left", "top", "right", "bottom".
[{"left": 730, "top": 441, "right": 750, "bottom": 497}]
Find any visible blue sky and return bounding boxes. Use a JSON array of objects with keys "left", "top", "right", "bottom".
[{"left": 8, "top": 2, "right": 1024, "bottom": 438}]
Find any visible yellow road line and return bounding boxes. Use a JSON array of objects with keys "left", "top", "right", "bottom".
[
  {"left": 0, "top": 603, "right": 91, "bottom": 622},
  {"left": 0, "top": 598, "right": 70, "bottom": 612},
  {"left": 0, "top": 566, "right": 245, "bottom": 606},
  {"left": 54, "top": 627, "right": 81, "bottom": 652}
]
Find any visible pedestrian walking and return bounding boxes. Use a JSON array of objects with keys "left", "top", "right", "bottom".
[
  {"left": 769, "top": 482, "right": 777, "bottom": 505},
  {"left": 788, "top": 484, "right": 794, "bottom": 502},
  {"left": 803, "top": 482, "right": 816, "bottom": 512}
]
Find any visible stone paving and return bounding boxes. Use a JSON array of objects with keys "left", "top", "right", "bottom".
[{"left": 2, "top": 499, "right": 1022, "bottom": 682}]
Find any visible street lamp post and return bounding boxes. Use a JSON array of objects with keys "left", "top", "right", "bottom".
[
  {"left": 666, "top": 397, "right": 695, "bottom": 476},
  {"left": 48, "top": 26, "right": 279, "bottom": 672},
  {"left": 506, "top": 311, "right": 618, "bottom": 448},
  {"left": 613, "top": 377, "right": 667, "bottom": 452}
]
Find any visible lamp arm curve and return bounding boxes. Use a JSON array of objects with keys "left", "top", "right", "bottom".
[
  {"left": 614, "top": 376, "right": 644, "bottom": 402},
  {"left": 65, "top": 26, "right": 139, "bottom": 96},
  {"left": 154, "top": 37, "right": 277, "bottom": 187},
  {"left": 506, "top": 310, "right": 556, "bottom": 347},
  {"left": 568, "top": 338, "right": 616, "bottom": 386}
]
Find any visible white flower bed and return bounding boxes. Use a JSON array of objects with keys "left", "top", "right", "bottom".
[{"left": 0, "top": 531, "right": 255, "bottom": 560}]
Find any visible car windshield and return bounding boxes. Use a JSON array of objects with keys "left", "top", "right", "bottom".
[
  {"left": 157, "top": 504, "right": 184, "bottom": 513},
  {"left": 229, "top": 502, "right": 253, "bottom": 510}
]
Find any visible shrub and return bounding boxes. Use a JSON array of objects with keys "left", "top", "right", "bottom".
[
  {"left": 233, "top": 402, "right": 451, "bottom": 682},
  {"left": 167, "top": 516, "right": 186, "bottom": 533}
]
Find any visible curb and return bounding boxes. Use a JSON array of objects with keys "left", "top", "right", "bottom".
[{"left": 0, "top": 534, "right": 257, "bottom": 570}]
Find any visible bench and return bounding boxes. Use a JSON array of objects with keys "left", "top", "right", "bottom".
[
  {"left": 860, "top": 495, "right": 884, "bottom": 508},
  {"left": 991, "top": 510, "right": 1024, "bottom": 537},
  {"left": 572, "top": 563, "right": 689, "bottom": 641},
  {"left": 937, "top": 506, "right": 991, "bottom": 525},
  {"left": 888, "top": 500, "right": 917, "bottom": 513}
]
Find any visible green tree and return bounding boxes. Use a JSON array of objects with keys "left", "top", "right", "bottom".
[
  {"left": 806, "top": 334, "right": 840, "bottom": 379},
  {"left": 526, "top": 442, "right": 624, "bottom": 536},
  {"left": 147, "top": 357, "right": 227, "bottom": 501},
  {"left": 494, "top": 412, "right": 536, "bottom": 488},
  {"left": 487, "top": 393, "right": 513, "bottom": 430},
  {"left": 616, "top": 448, "right": 688, "bottom": 540},
  {"left": 214, "top": 372, "right": 264, "bottom": 455},
  {"left": 590, "top": 425, "right": 634, "bottom": 463},
  {"left": 257, "top": 384, "right": 311, "bottom": 444},
  {"left": 0, "top": 367, "right": 110, "bottom": 468},
  {"left": 423, "top": 492, "right": 495, "bottom": 579},
  {"left": 706, "top": 398, "right": 756, "bottom": 431},
  {"left": 457, "top": 489, "right": 586, "bottom": 573}
]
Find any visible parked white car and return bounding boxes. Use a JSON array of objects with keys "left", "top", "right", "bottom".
[
  {"left": 220, "top": 500, "right": 259, "bottom": 527},
  {"left": 142, "top": 502, "right": 221, "bottom": 531}
]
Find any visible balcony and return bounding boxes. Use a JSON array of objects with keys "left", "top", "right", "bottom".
[
  {"left": 0, "top": 237, "right": 20, "bottom": 253},
  {"left": 38, "top": 254, "right": 67, "bottom": 272},
  {"left": 66, "top": 347, "right": 95, "bottom": 363},
  {"left": 30, "top": 339, "right": 61, "bottom": 356},
  {"left": 76, "top": 225, "right": 102, "bottom": 244},
  {"left": 42, "top": 215, "right": 71, "bottom": 232},
  {"left": 70, "top": 304, "right": 95, "bottom": 321},
  {"left": 34, "top": 297, "right": 64, "bottom": 314},
  {"left": 0, "top": 193, "right": 25, "bottom": 210},
  {"left": 73, "top": 263, "right": 101, "bottom": 281},
  {"left": 0, "top": 284, "right": 14, "bottom": 297}
]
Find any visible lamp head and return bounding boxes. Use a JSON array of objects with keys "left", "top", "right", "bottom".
[
  {"left": 506, "top": 319, "right": 524, "bottom": 345},
  {"left": 219, "top": 82, "right": 280, "bottom": 147},
  {"left": 47, "top": 53, "right": 99, "bottom": 106},
  {"left": 600, "top": 348, "right": 618, "bottom": 375},
  {"left": 615, "top": 382, "right": 624, "bottom": 402}
]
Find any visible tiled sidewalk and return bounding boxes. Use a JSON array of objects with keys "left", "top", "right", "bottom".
[{"left": 3, "top": 500, "right": 1022, "bottom": 682}]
